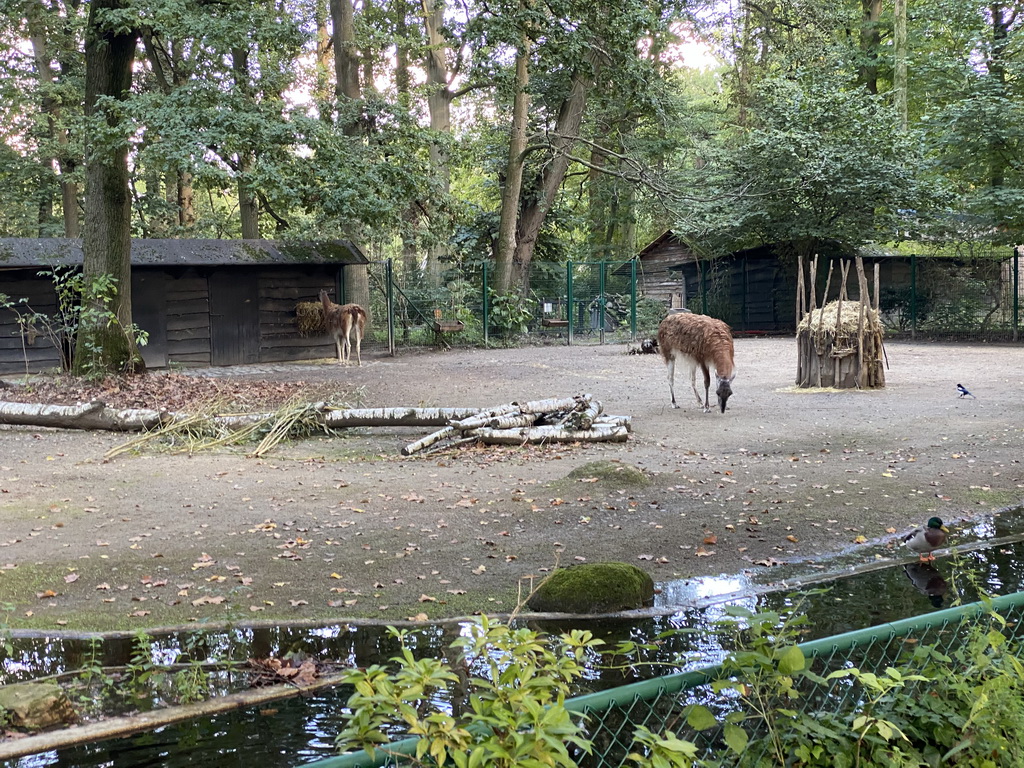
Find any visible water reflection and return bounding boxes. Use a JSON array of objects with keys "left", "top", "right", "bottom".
[
  {"left": 6, "top": 526, "right": 1024, "bottom": 767},
  {"left": 903, "top": 563, "right": 948, "bottom": 608}
]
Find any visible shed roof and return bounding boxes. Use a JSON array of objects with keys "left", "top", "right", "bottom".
[{"left": 0, "top": 238, "right": 367, "bottom": 268}]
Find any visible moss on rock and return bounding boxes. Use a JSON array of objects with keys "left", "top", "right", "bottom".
[
  {"left": 527, "top": 562, "right": 654, "bottom": 614},
  {"left": 566, "top": 460, "right": 649, "bottom": 487}
]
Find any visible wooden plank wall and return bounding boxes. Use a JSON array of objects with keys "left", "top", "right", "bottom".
[
  {"left": 0, "top": 273, "right": 63, "bottom": 375},
  {"left": 165, "top": 269, "right": 212, "bottom": 366},
  {"left": 637, "top": 241, "right": 692, "bottom": 306},
  {"left": 258, "top": 267, "right": 338, "bottom": 363}
]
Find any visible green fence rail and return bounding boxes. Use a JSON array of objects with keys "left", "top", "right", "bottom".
[{"left": 304, "top": 590, "right": 1024, "bottom": 768}]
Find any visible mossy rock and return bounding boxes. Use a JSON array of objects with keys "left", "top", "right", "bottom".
[
  {"left": 527, "top": 562, "right": 655, "bottom": 614},
  {"left": 566, "top": 461, "right": 649, "bottom": 487},
  {"left": 0, "top": 681, "right": 76, "bottom": 731}
]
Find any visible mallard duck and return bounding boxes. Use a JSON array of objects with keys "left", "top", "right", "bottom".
[{"left": 903, "top": 517, "right": 949, "bottom": 562}]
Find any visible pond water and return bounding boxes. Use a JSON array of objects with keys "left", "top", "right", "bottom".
[{"left": 4, "top": 507, "right": 1024, "bottom": 768}]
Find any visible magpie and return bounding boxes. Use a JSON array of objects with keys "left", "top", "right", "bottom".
[{"left": 957, "top": 383, "right": 975, "bottom": 399}]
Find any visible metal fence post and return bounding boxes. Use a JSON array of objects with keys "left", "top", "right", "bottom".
[
  {"left": 700, "top": 260, "right": 708, "bottom": 315},
  {"left": 1014, "top": 246, "right": 1020, "bottom": 342},
  {"left": 910, "top": 253, "right": 917, "bottom": 338},
  {"left": 566, "top": 261, "right": 574, "bottom": 346},
  {"left": 630, "top": 258, "right": 637, "bottom": 340},
  {"left": 385, "top": 259, "right": 395, "bottom": 356},
  {"left": 598, "top": 260, "right": 606, "bottom": 345},
  {"left": 482, "top": 262, "right": 490, "bottom": 347}
]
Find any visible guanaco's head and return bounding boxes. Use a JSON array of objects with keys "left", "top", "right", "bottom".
[{"left": 716, "top": 375, "right": 734, "bottom": 413}]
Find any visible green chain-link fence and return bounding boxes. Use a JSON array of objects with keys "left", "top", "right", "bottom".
[
  {"left": 367, "top": 260, "right": 640, "bottom": 352},
  {"left": 305, "top": 590, "right": 1024, "bottom": 768}
]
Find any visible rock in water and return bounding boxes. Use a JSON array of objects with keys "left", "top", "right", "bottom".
[
  {"left": 0, "top": 681, "right": 77, "bottom": 731},
  {"left": 527, "top": 562, "right": 654, "bottom": 614}
]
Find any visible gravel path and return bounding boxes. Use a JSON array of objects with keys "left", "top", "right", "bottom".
[{"left": 1, "top": 338, "right": 1022, "bottom": 632}]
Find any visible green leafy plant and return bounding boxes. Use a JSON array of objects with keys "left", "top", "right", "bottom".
[
  {"left": 125, "top": 630, "right": 165, "bottom": 698},
  {"left": 337, "top": 616, "right": 600, "bottom": 767},
  {"left": 0, "top": 268, "right": 148, "bottom": 378},
  {"left": 488, "top": 290, "right": 537, "bottom": 339}
]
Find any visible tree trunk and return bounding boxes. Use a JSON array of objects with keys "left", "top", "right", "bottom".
[
  {"left": 893, "top": 0, "right": 907, "bottom": 130},
  {"left": 231, "top": 46, "right": 260, "bottom": 238},
  {"left": 421, "top": 0, "right": 452, "bottom": 284},
  {"left": 330, "top": 0, "right": 361, "bottom": 134},
  {"left": 859, "top": 0, "right": 882, "bottom": 94},
  {"left": 313, "top": 0, "right": 334, "bottom": 122},
  {"left": 494, "top": 45, "right": 530, "bottom": 294},
  {"left": 25, "top": 0, "right": 80, "bottom": 237},
  {"left": 77, "top": 0, "right": 141, "bottom": 376},
  {"left": 512, "top": 60, "right": 594, "bottom": 291}
]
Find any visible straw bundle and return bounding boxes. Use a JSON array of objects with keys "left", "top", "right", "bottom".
[
  {"left": 295, "top": 302, "right": 326, "bottom": 336},
  {"left": 798, "top": 300, "right": 880, "bottom": 337}
]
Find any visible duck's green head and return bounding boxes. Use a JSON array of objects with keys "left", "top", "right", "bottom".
[{"left": 927, "top": 517, "right": 948, "bottom": 531}]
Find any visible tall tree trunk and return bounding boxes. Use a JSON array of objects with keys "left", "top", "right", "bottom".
[
  {"left": 493, "top": 46, "right": 530, "bottom": 294},
  {"left": 231, "top": 46, "right": 259, "bottom": 238},
  {"left": 893, "top": 0, "right": 907, "bottom": 130},
  {"left": 421, "top": 0, "right": 452, "bottom": 284},
  {"left": 859, "top": 0, "right": 882, "bottom": 94},
  {"left": 142, "top": 29, "right": 195, "bottom": 232},
  {"left": 77, "top": 0, "right": 141, "bottom": 375},
  {"left": 331, "top": 0, "right": 361, "bottom": 134},
  {"left": 512, "top": 62, "right": 593, "bottom": 291},
  {"left": 989, "top": 2, "right": 1010, "bottom": 189},
  {"left": 314, "top": 0, "right": 334, "bottom": 122},
  {"left": 25, "top": 0, "right": 80, "bottom": 237}
]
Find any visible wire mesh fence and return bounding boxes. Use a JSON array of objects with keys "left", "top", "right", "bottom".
[
  {"left": 366, "top": 259, "right": 642, "bottom": 352},
  {"left": 681, "top": 249, "right": 1022, "bottom": 341},
  {"left": 306, "top": 590, "right": 1024, "bottom": 768}
]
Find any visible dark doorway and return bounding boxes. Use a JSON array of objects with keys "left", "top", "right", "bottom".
[
  {"left": 209, "top": 270, "right": 260, "bottom": 365},
  {"left": 131, "top": 271, "right": 168, "bottom": 368}
]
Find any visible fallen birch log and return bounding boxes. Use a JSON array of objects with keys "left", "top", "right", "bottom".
[
  {"left": 325, "top": 406, "right": 480, "bottom": 428},
  {"left": 0, "top": 400, "right": 172, "bottom": 431},
  {"left": 515, "top": 394, "right": 591, "bottom": 414},
  {"left": 475, "top": 424, "right": 629, "bottom": 445},
  {"left": 449, "top": 404, "right": 522, "bottom": 431},
  {"left": 401, "top": 426, "right": 459, "bottom": 456}
]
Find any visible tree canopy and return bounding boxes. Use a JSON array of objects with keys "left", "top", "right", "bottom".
[{"left": 1, "top": 0, "right": 1022, "bottom": 304}]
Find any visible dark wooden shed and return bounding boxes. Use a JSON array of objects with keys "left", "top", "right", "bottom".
[
  {"left": 632, "top": 233, "right": 914, "bottom": 333},
  {"left": 0, "top": 238, "right": 367, "bottom": 374}
]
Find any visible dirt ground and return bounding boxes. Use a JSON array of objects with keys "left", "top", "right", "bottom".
[{"left": 1, "top": 337, "right": 1023, "bottom": 633}]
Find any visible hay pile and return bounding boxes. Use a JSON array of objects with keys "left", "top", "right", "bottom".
[
  {"left": 798, "top": 299, "right": 881, "bottom": 336},
  {"left": 796, "top": 299, "right": 885, "bottom": 389},
  {"left": 295, "top": 302, "right": 326, "bottom": 336}
]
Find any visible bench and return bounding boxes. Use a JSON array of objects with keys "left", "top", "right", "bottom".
[
  {"left": 541, "top": 318, "right": 569, "bottom": 328},
  {"left": 431, "top": 319, "right": 465, "bottom": 348}
]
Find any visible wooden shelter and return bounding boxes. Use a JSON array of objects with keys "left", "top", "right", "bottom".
[
  {"left": 795, "top": 254, "right": 886, "bottom": 389},
  {"left": 0, "top": 238, "right": 367, "bottom": 374}
]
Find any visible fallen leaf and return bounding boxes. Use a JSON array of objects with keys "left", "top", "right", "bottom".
[
  {"left": 63, "top": 573, "right": 79, "bottom": 584},
  {"left": 191, "top": 595, "right": 226, "bottom": 606},
  {"left": 289, "top": 599, "right": 308, "bottom": 607},
  {"left": 695, "top": 547, "right": 714, "bottom": 557},
  {"left": 419, "top": 594, "right": 437, "bottom": 603},
  {"left": 36, "top": 590, "right": 58, "bottom": 599},
  {"left": 786, "top": 535, "right": 799, "bottom": 543}
]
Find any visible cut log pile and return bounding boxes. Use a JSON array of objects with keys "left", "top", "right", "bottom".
[
  {"left": 0, "top": 393, "right": 630, "bottom": 454},
  {"left": 399, "top": 394, "right": 631, "bottom": 455}
]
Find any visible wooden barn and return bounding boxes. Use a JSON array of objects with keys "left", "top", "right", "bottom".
[
  {"left": 0, "top": 238, "right": 368, "bottom": 375},
  {"left": 632, "top": 231, "right": 695, "bottom": 309}
]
